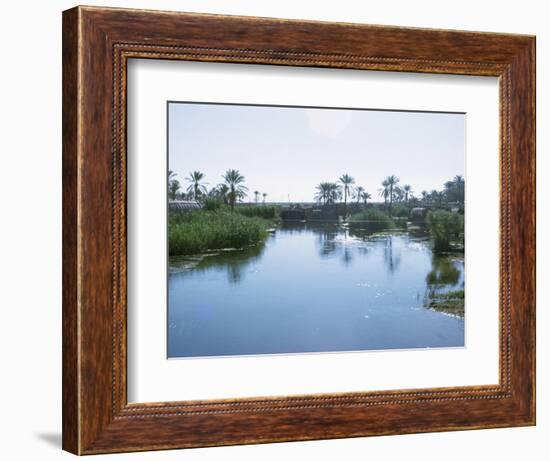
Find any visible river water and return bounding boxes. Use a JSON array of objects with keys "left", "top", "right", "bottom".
[{"left": 168, "top": 222, "right": 465, "bottom": 358}]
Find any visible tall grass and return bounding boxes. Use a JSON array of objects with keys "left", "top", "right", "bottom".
[
  {"left": 426, "top": 210, "right": 464, "bottom": 252},
  {"left": 236, "top": 205, "right": 280, "bottom": 219},
  {"left": 169, "top": 210, "right": 268, "bottom": 256},
  {"left": 349, "top": 208, "right": 395, "bottom": 231},
  {"left": 202, "top": 199, "right": 279, "bottom": 219}
]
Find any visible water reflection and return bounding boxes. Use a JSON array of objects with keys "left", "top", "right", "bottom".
[
  {"left": 383, "top": 236, "right": 401, "bottom": 275},
  {"left": 314, "top": 223, "right": 339, "bottom": 258},
  {"left": 169, "top": 221, "right": 461, "bottom": 290},
  {"left": 311, "top": 222, "right": 406, "bottom": 274},
  {"left": 170, "top": 241, "right": 266, "bottom": 285},
  {"left": 426, "top": 255, "right": 461, "bottom": 288},
  {"left": 426, "top": 255, "right": 464, "bottom": 302}
]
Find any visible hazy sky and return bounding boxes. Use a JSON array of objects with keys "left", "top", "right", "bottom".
[{"left": 168, "top": 102, "right": 465, "bottom": 203}]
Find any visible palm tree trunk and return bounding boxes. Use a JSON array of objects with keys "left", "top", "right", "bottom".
[
  {"left": 389, "top": 184, "right": 393, "bottom": 216},
  {"left": 344, "top": 187, "right": 347, "bottom": 212}
]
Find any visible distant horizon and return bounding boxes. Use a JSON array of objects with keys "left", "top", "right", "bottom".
[{"left": 168, "top": 102, "right": 465, "bottom": 203}]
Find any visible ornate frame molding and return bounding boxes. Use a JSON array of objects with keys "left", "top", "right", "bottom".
[{"left": 63, "top": 6, "right": 535, "bottom": 454}]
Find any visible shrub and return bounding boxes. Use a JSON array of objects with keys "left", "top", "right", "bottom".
[
  {"left": 169, "top": 210, "right": 268, "bottom": 255},
  {"left": 349, "top": 208, "right": 395, "bottom": 231},
  {"left": 391, "top": 203, "right": 410, "bottom": 218},
  {"left": 427, "top": 210, "right": 464, "bottom": 252}
]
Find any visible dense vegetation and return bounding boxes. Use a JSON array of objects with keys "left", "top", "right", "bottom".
[
  {"left": 388, "top": 203, "right": 410, "bottom": 218},
  {"left": 169, "top": 210, "right": 268, "bottom": 256},
  {"left": 349, "top": 208, "right": 395, "bottom": 231},
  {"left": 426, "top": 210, "right": 464, "bottom": 252},
  {"left": 203, "top": 198, "right": 279, "bottom": 218},
  {"left": 168, "top": 167, "right": 466, "bottom": 255},
  {"left": 235, "top": 205, "right": 279, "bottom": 220}
]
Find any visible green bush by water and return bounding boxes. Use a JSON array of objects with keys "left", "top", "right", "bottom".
[
  {"left": 169, "top": 210, "right": 268, "bottom": 256},
  {"left": 349, "top": 208, "right": 395, "bottom": 231},
  {"left": 427, "top": 210, "right": 464, "bottom": 252}
]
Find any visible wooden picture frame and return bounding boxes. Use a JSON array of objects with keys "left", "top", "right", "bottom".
[{"left": 62, "top": 5, "right": 535, "bottom": 455}]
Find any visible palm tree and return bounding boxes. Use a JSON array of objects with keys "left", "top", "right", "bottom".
[
  {"left": 443, "top": 180, "right": 455, "bottom": 203},
  {"left": 168, "top": 170, "right": 178, "bottom": 198},
  {"left": 429, "top": 189, "right": 445, "bottom": 207},
  {"left": 383, "top": 175, "right": 400, "bottom": 216},
  {"left": 326, "top": 183, "right": 342, "bottom": 204},
  {"left": 361, "top": 191, "right": 371, "bottom": 206},
  {"left": 222, "top": 169, "right": 248, "bottom": 210},
  {"left": 454, "top": 175, "right": 465, "bottom": 204},
  {"left": 379, "top": 179, "right": 390, "bottom": 208},
  {"left": 393, "top": 185, "right": 404, "bottom": 202},
  {"left": 403, "top": 184, "right": 412, "bottom": 209},
  {"left": 215, "top": 183, "right": 230, "bottom": 205},
  {"left": 168, "top": 179, "right": 181, "bottom": 200},
  {"left": 315, "top": 182, "right": 329, "bottom": 205},
  {"left": 262, "top": 192, "right": 267, "bottom": 204},
  {"left": 315, "top": 182, "right": 341, "bottom": 205},
  {"left": 355, "top": 186, "right": 365, "bottom": 204},
  {"left": 420, "top": 190, "right": 429, "bottom": 205},
  {"left": 443, "top": 175, "right": 465, "bottom": 204},
  {"left": 437, "top": 191, "right": 446, "bottom": 207},
  {"left": 185, "top": 171, "right": 207, "bottom": 200},
  {"left": 254, "top": 190, "right": 260, "bottom": 204},
  {"left": 338, "top": 174, "right": 355, "bottom": 210}
]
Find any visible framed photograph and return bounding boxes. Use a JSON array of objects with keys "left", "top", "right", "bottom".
[{"left": 62, "top": 6, "right": 535, "bottom": 455}]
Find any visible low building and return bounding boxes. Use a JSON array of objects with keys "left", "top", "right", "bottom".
[{"left": 168, "top": 200, "right": 201, "bottom": 213}]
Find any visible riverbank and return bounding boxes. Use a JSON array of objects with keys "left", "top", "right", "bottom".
[
  {"left": 169, "top": 203, "right": 464, "bottom": 258},
  {"left": 426, "top": 290, "right": 465, "bottom": 317},
  {"left": 349, "top": 207, "right": 464, "bottom": 253}
]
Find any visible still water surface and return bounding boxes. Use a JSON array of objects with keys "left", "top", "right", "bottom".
[{"left": 168, "top": 222, "right": 464, "bottom": 358}]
